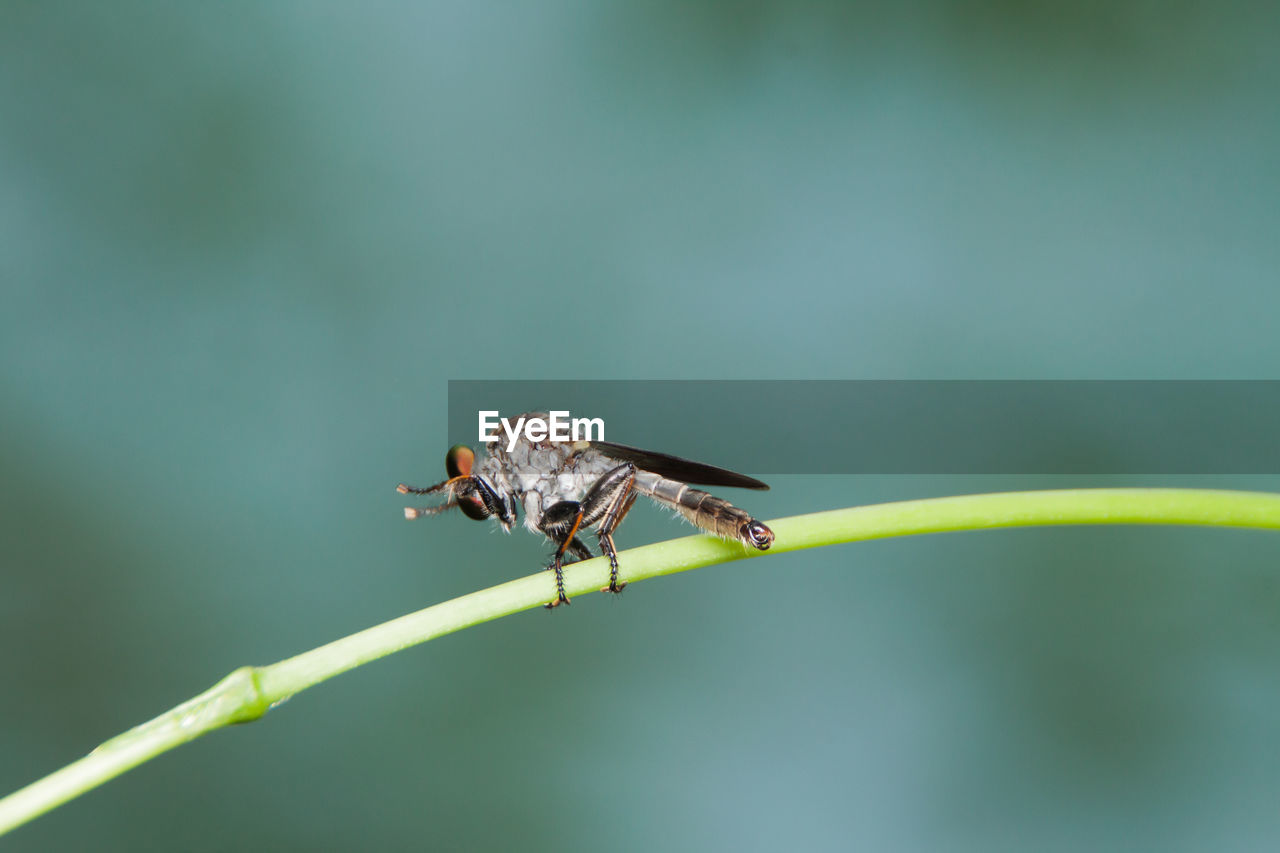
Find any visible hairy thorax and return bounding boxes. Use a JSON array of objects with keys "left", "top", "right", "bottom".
[{"left": 476, "top": 415, "right": 620, "bottom": 535}]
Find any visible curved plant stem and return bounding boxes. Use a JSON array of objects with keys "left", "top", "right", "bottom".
[{"left": 4, "top": 488, "right": 1280, "bottom": 836}]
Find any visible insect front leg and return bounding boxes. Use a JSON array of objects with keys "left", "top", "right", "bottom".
[
  {"left": 539, "top": 501, "right": 584, "bottom": 608},
  {"left": 580, "top": 463, "right": 637, "bottom": 594}
]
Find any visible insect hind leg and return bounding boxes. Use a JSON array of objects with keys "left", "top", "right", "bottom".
[{"left": 582, "top": 464, "right": 638, "bottom": 594}]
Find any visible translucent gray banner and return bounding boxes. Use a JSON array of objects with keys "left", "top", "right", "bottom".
[{"left": 446, "top": 381, "right": 1280, "bottom": 474}]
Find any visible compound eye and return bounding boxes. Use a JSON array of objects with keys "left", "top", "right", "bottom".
[
  {"left": 446, "top": 444, "right": 475, "bottom": 478},
  {"left": 458, "top": 488, "right": 492, "bottom": 521}
]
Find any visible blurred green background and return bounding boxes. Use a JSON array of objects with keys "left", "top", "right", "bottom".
[{"left": 3, "top": 2, "right": 1280, "bottom": 850}]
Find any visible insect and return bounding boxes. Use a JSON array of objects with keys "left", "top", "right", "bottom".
[{"left": 397, "top": 412, "right": 774, "bottom": 608}]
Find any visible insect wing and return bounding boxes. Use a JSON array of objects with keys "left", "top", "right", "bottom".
[{"left": 590, "top": 441, "right": 769, "bottom": 490}]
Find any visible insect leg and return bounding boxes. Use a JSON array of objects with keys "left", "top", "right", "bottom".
[
  {"left": 597, "top": 492, "right": 637, "bottom": 594},
  {"left": 402, "top": 502, "right": 457, "bottom": 520},
  {"left": 397, "top": 478, "right": 460, "bottom": 519},
  {"left": 564, "top": 537, "right": 594, "bottom": 563},
  {"left": 580, "top": 463, "right": 637, "bottom": 594},
  {"left": 539, "top": 501, "right": 584, "bottom": 608}
]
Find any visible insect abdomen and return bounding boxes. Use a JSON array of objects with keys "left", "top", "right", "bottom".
[{"left": 637, "top": 475, "right": 774, "bottom": 550}]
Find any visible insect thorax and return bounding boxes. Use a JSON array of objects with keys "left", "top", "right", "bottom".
[{"left": 476, "top": 432, "right": 618, "bottom": 534}]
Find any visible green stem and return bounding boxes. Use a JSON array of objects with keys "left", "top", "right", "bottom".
[{"left": 4, "top": 488, "right": 1280, "bottom": 836}]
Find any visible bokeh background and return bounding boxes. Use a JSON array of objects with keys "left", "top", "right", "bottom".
[{"left": 4, "top": 2, "right": 1280, "bottom": 850}]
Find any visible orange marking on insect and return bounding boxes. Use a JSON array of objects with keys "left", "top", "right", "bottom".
[{"left": 558, "top": 511, "right": 585, "bottom": 556}]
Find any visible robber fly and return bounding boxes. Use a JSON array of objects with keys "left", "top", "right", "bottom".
[{"left": 397, "top": 412, "right": 774, "bottom": 608}]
